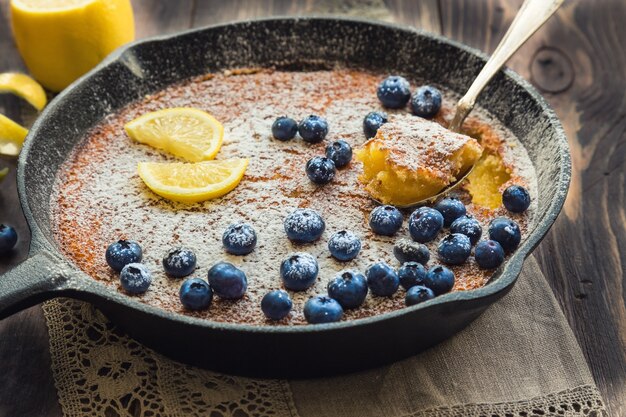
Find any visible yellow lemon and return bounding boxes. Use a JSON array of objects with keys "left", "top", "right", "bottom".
[
  {"left": 0, "top": 73, "right": 47, "bottom": 110},
  {"left": 137, "top": 159, "right": 249, "bottom": 204},
  {"left": 125, "top": 108, "right": 224, "bottom": 162},
  {"left": 0, "top": 114, "right": 29, "bottom": 156},
  {"left": 10, "top": 0, "right": 135, "bottom": 92}
]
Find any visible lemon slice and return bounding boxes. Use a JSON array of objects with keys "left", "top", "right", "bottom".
[
  {"left": 125, "top": 108, "right": 224, "bottom": 162},
  {"left": 138, "top": 159, "right": 249, "bottom": 203},
  {"left": 0, "top": 114, "right": 28, "bottom": 156},
  {"left": 0, "top": 73, "right": 47, "bottom": 111}
]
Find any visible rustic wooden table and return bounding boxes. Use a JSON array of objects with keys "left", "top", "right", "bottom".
[{"left": 0, "top": 0, "right": 624, "bottom": 415}]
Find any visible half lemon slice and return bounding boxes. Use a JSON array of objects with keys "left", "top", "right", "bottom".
[
  {"left": 0, "top": 114, "right": 29, "bottom": 156},
  {"left": 137, "top": 159, "right": 248, "bottom": 203},
  {"left": 125, "top": 108, "right": 224, "bottom": 162},
  {"left": 0, "top": 72, "right": 47, "bottom": 111}
]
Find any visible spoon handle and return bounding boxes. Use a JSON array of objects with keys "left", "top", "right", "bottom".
[{"left": 449, "top": 0, "right": 563, "bottom": 132}]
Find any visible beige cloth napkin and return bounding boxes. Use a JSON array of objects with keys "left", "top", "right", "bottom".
[{"left": 43, "top": 256, "right": 606, "bottom": 417}]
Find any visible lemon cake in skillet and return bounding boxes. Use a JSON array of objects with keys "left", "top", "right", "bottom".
[{"left": 51, "top": 68, "right": 537, "bottom": 325}]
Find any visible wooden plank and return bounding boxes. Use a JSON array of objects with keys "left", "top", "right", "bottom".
[
  {"left": 439, "top": 0, "right": 523, "bottom": 54},
  {"left": 191, "top": 0, "right": 407, "bottom": 27},
  {"left": 385, "top": 0, "right": 441, "bottom": 34},
  {"left": 0, "top": 308, "right": 62, "bottom": 417},
  {"left": 192, "top": 0, "right": 307, "bottom": 26},
  {"left": 131, "top": 0, "right": 195, "bottom": 38},
  {"left": 439, "top": 0, "right": 626, "bottom": 415}
]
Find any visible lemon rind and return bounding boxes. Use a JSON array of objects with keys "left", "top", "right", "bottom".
[
  {"left": 0, "top": 72, "right": 47, "bottom": 111},
  {"left": 0, "top": 114, "right": 29, "bottom": 156},
  {"left": 137, "top": 159, "right": 249, "bottom": 204},
  {"left": 124, "top": 107, "right": 224, "bottom": 162}
]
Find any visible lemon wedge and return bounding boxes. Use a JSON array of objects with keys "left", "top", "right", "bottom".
[
  {"left": 125, "top": 108, "right": 224, "bottom": 162},
  {"left": 10, "top": 0, "right": 134, "bottom": 92},
  {"left": 138, "top": 159, "right": 249, "bottom": 203},
  {"left": 0, "top": 114, "right": 28, "bottom": 156},
  {"left": 0, "top": 73, "right": 47, "bottom": 111}
]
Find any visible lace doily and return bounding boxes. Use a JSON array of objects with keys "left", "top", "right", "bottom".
[
  {"left": 43, "top": 299, "right": 297, "bottom": 417},
  {"left": 410, "top": 386, "right": 606, "bottom": 417}
]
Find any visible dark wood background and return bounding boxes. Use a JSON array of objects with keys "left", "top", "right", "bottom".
[{"left": 0, "top": 0, "right": 624, "bottom": 415}]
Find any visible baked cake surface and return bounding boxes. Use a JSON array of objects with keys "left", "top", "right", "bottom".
[{"left": 51, "top": 68, "right": 536, "bottom": 325}]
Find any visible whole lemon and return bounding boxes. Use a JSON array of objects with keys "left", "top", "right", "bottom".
[{"left": 10, "top": 0, "right": 135, "bottom": 92}]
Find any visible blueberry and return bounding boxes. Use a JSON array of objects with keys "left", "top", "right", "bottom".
[
  {"left": 328, "top": 230, "right": 361, "bottom": 261},
  {"left": 271, "top": 116, "right": 298, "bottom": 141},
  {"left": 280, "top": 252, "right": 319, "bottom": 291},
  {"left": 398, "top": 261, "right": 427, "bottom": 290},
  {"left": 105, "top": 240, "right": 142, "bottom": 272},
  {"left": 284, "top": 208, "right": 325, "bottom": 243},
  {"left": 162, "top": 247, "right": 196, "bottom": 277},
  {"left": 369, "top": 205, "right": 403, "bottom": 236},
  {"left": 325, "top": 140, "right": 352, "bottom": 168},
  {"left": 437, "top": 233, "right": 472, "bottom": 265},
  {"left": 298, "top": 115, "right": 328, "bottom": 143},
  {"left": 410, "top": 85, "right": 442, "bottom": 118},
  {"left": 405, "top": 285, "right": 436, "bottom": 306},
  {"left": 377, "top": 75, "right": 411, "bottom": 108},
  {"left": 365, "top": 261, "right": 399, "bottom": 296},
  {"left": 424, "top": 265, "right": 455, "bottom": 295},
  {"left": 119, "top": 263, "right": 151, "bottom": 295},
  {"left": 222, "top": 222, "right": 257, "bottom": 255},
  {"left": 305, "top": 156, "right": 336, "bottom": 185},
  {"left": 327, "top": 270, "right": 368, "bottom": 309},
  {"left": 179, "top": 278, "right": 213, "bottom": 310},
  {"left": 393, "top": 239, "right": 430, "bottom": 265},
  {"left": 207, "top": 262, "right": 247, "bottom": 299},
  {"left": 488, "top": 217, "right": 521, "bottom": 253},
  {"left": 0, "top": 224, "right": 17, "bottom": 255},
  {"left": 475, "top": 240, "right": 505, "bottom": 269},
  {"left": 363, "top": 111, "right": 388, "bottom": 138},
  {"left": 261, "top": 290, "right": 293, "bottom": 320},
  {"left": 434, "top": 198, "right": 466, "bottom": 227},
  {"left": 303, "top": 295, "right": 343, "bottom": 324},
  {"left": 408, "top": 207, "right": 444, "bottom": 243},
  {"left": 449, "top": 215, "right": 482, "bottom": 245},
  {"left": 502, "top": 185, "right": 531, "bottom": 213}
]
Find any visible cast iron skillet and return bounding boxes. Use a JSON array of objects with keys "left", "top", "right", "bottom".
[{"left": 0, "top": 17, "right": 570, "bottom": 378}]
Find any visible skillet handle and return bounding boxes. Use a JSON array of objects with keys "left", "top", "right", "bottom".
[{"left": 0, "top": 251, "right": 69, "bottom": 319}]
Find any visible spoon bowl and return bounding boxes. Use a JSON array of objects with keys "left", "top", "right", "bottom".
[{"left": 373, "top": 164, "right": 476, "bottom": 209}]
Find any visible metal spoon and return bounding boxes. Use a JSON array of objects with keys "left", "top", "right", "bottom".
[{"left": 381, "top": 0, "right": 563, "bottom": 208}]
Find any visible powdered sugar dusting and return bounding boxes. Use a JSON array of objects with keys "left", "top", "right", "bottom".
[
  {"left": 329, "top": 230, "right": 362, "bottom": 254},
  {"left": 283, "top": 209, "right": 325, "bottom": 239},
  {"left": 163, "top": 247, "right": 196, "bottom": 271},
  {"left": 51, "top": 68, "right": 537, "bottom": 325},
  {"left": 282, "top": 252, "right": 319, "bottom": 280},
  {"left": 373, "top": 113, "right": 481, "bottom": 180},
  {"left": 223, "top": 223, "right": 257, "bottom": 248},
  {"left": 121, "top": 263, "right": 152, "bottom": 292}
]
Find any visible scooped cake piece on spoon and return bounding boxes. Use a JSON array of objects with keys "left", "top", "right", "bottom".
[{"left": 355, "top": 114, "right": 482, "bottom": 206}]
